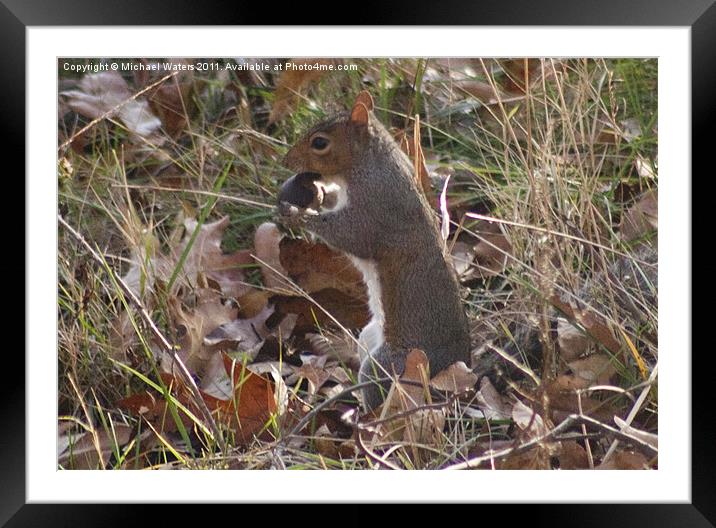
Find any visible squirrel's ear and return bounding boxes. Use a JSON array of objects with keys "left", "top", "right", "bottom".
[
  {"left": 354, "top": 90, "right": 374, "bottom": 112},
  {"left": 351, "top": 101, "right": 370, "bottom": 126}
]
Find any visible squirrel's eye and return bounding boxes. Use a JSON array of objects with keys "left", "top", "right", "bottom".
[{"left": 310, "top": 136, "right": 330, "bottom": 152}]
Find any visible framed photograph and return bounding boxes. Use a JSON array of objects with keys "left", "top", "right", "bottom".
[{"left": 11, "top": 0, "right": 710, "bottom": 525}]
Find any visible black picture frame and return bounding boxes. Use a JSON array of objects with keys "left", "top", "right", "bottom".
[{"left": 9, "top": 1, "right": 710, "bottom": 525}]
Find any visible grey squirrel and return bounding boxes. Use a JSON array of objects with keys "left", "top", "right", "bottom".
[{"left": 276, "top": 91, "right": 471, "bottom": 409}]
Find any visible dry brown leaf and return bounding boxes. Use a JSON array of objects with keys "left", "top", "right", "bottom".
[
  {"left": 109, "top": 309, "right": 138, "bottom": 361},
  {"left": 498, "top": 447, "right": 552, "bottom": 470},
  {"left": 512, "top": 399, "right": 548, "bottom": 439},
  {"left": 454, "top": 80, "right": 499, "bottom": 103},
  {"left": 236, "top": 289, "right": 271, "bottom": 319},
  {"left": 140, "top": 60, "right": 195, "bottom": 137},
  {"left": 268, "top": 58, "right": 340, "bottom": 124},
  {"left": 550, "top": 295, "right": 621, "bottom": 355},
  {"left": 451, "top": 241, "right": 477, "bottom": 278},
  {"left": 203, "top": 303, "right": 274, "bottom": 357},
  {"left": 430, "top": 361, "right": 478, "bottom": 394},
  {"left": 475, "top": 377, "right": 513, "bottom": 421},
  {"left": 377, "top": 350, "right": 428, "bottom": 420},
  {"left": 116, "top": 373, "right": 195, "bottom": 433},
  {"left": 472, "top": 222, "right": 512, "bottom": 278},
  {"left": 565, "top": 353, "right": 616, "bottom": 388},
  {"left": 123, "top": 215, "right": 254, "bottom": 300},
  {"left": 620, "top": 190, "right": 658, "bottom": 243},
  {"left": 558, "top": 440, "right": 590, "bottom": 469},
  {"left": 292, "top": 354, "right": 331, "bottom": 398},
  {"left": 61, "top": 71, "right": 162, "bottom": 139},
  {"left": 180, "top": 216, "right": 254, "bottom": 299},
  {"left": 557, "top": 317, "right": 590, "bottom": 361},
  {"left": 58, "top": 425, "right": 134, "bottom": 469},
  {"left": 306, "top": 331, "right": 361, "bottom": 369},
  {"left": 452, "top": 220, "right": 513, "bottom": 280},
  {"left": 160, "top": 292, "right": 238, "bottom": 377},
  {"left": 401, "top": 349, "right": 431, "bottom": 395},
  {"left": 207, "top": 353, "right": 279, "bottom": 445},
  {"left": 200, "top": 351, "right": 234, "bottom": 400},
  {"left": 290, "top": 354, "right": 353, "bottom": 399},
  {"left": 313, "top": 424, "right": 358, "bottom": 460},
  {"left": 279, "top": 238, "right": 367, "bottom": 300},
  {"left": 499, "top": 59, "right": 543, "bottom": 95},
  {"left": 272, "top": 288, "right": 370, "bottom": 337},
  {"left": 313, "top": 424, "right": 341, "bottom": 458},
  {"left": 596, "top": 451, "right": 651, "bottom": 470},
  {"left": 503, "top": 399, "right": 557, "bottom": 470},
  {"left": 118, "top": 354, "right": 278, "bottom": 447},
  {"left": 254, "top": 222, "right": 287, "bottom": 289},
  {"left": 374, "top": 349, "right": 447, "bottom": 455},
  {"left": 545, "top": 378, "right": 616, "bottom": 423}
]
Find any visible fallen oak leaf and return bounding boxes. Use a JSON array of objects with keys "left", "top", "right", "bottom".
[
  {"left": 268, "top": 59, "right": 340, "bottom": 125},
  {"left": 203, "top": 304, "right": 275, "bottom": 358},
  {"left": 119, "top": 356, "right": 279, "bottom": 447},
  {"left": 471, "top": 222, "right": 512, "bottom": 278},
  {"left": 236, "top": 289, "right": 272, "bottom": 319},
  {"left": 278, "top": 238, "right": 367, "bottom": 300},
  {"left": 502, "top": 399, "right": 557, "bottom": 470},
  {"left": 306, "top": 331, "right": 361, "bottom": 371},
  {"left": 619, "top": 190, "right": 657, "bottom": 243},
  {"left": 557, "top": 317, "right": 590, "bottom": 361},
  {"left": 596, "top": 450, "right": 651, "bottom": 470},
  {"left": 550, "top": 295, "right": 622, "bottom": 355},
  {"left": 58, "top": 424, "right": 134, "bottom": 470},
  {"left": 565, "top": 353, "right": 616, "bottom": 388},
  {"left": 179, "top": 216, "right": 255, "bottom": 300},
  {"left": 254, "top": 222, "right": 288, "bottom": 290},
  {"left": 288, "top": 354, "right": 353, "bottom": 402},
  {"left": 430, "top": 361, "right": 478, "bottom": 394},
  {"left": 272, "top": 288, "right": 370, "bottom": 337},
  {"left": 160, "top": 292, "right": 238, "bottom": 377},
  {"left": 122, "top": 215, "right": 254, "bottom": 300},
  {"left": 450, "top": 240, "right": 477, "bottom": 278},
  {"left": 512, "top": 399, "right": 549, "bottom": 439},
  {"left": 450, "top": 221, "right": 513, "bottom": 281},
  {"left": 291, "top": 354, "right": 331, "bottom": 398},
  {"left": 61, "top": 71, "right": 162, "bottom": 139},
  {"left": 137, "top": 59, "right": 196, "bottom": 138},
  {"left": 207, "top": 353, "right": 278, "bottom": 444},
  {"left": 544, "top": 377, "right": 617, "bottom": 423},
  {"left": 475, "top": 377, "right": 513, "bottom": 421},
  {"left": 116, "top": 372, "right": 202, "bottom": 434},
  {"left": 556, "top": 440, "right": 590, "bottom": 469}
]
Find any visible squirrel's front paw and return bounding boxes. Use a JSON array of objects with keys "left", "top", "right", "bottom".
[{"left": 275, "top": 201, "right": 317, "bottom": 226}]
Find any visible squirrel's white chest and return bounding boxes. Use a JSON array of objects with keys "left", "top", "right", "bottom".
[{"left": 349, "top": 256, "right": 384, "bottom": 357}]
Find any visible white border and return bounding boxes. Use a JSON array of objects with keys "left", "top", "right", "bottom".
[{"left": 29, "top": 27, "right": 690, "bottom": 502}]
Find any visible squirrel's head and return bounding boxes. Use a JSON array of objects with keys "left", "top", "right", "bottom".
[
  {"left": 276, "top": 91, "right": 428, "bottom": 258},
  {"left": 277, "top": 91, "right": 376, "bottom": 222},
  {"left": 282, "top": 90, "right": 374, "bottom": 177}
]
